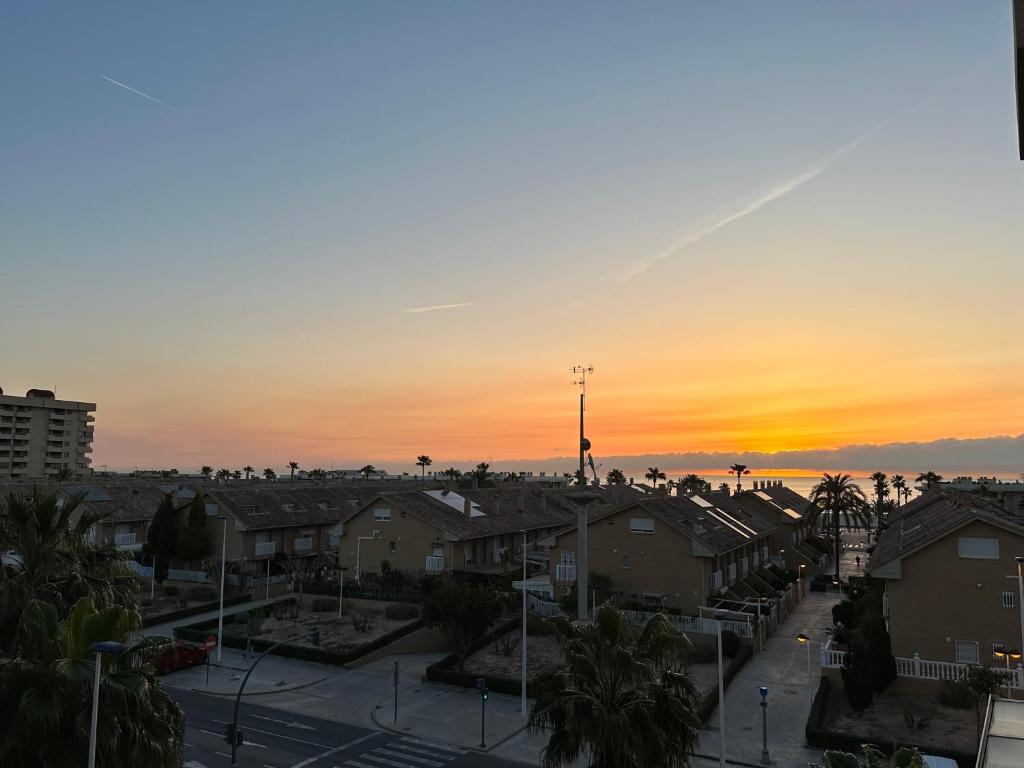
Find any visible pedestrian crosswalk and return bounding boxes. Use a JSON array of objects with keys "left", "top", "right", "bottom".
[{"left": 342, "top": 736, "right": 467, "bottom": 768}]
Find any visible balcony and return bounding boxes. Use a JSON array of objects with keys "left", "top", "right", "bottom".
[
  {"left": 114, "top": 532, "right": 142, "bottom": 551},
  {"left": 425, "top": 555, "right": 445, "bottom": 573},
  {"left": 293, "top": 536, "right": 313, "bottom": 553},
  {"left": 727, "top": 563, "right": 737, "bottom": 582},
  {"left": 710, "top": 569, "right": 723, "bottom": 590},
  {"left": 555, "top": 564, "right": 578, "bottom": 582},
  {"left": 254, "top": 541, "right": 276, "bottom": 558}
]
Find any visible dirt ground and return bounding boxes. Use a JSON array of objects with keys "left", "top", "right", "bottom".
[
  {"left": 821, "top": 689, "right": 977, "bottom": 755},
  {"left": 463, "top": 630, "right": 723, "bottom": 696},
  {"left": 222, "top": 598, "right": 421, "bottom": 652},
  {"left": 138, "top": 588, "right": 221, "bottom": 618}
]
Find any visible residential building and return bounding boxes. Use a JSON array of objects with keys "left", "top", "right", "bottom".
[
  {"left": 547, "top": 491, "right": 777, "bottom": 613},
  {"left": 0, "top": 388, "right": 95, "bottom": 479},
  {"left": 733, "top": 480, "right": 823, "bottom": 572},
  {"left": 940, "top": 477, "right": 1024, "bottom": 516},
  {"left": 62, "top": 483, "right": 192, "bottom": 554},
  {"left": 868, "top": 492, "right": 1024, "bottom": 664}
]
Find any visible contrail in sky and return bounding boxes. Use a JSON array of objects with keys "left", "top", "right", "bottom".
[
  {"left": 403, "top": 302, "right": 475, "bottom": 314},
  {"left": 619, "top": 128, "right": 878, "bottom": 281},
  {"left": 101, "top": 75, "right": 176, "bottom": 111}
]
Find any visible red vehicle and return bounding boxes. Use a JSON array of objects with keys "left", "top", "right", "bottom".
[{"left": 155, "top": 640, "right": 209, "bottom": 675}]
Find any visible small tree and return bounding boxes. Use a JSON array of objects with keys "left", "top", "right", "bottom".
[
  {"left": 144, "top": 493, "right": 179, "bottom": 584},
  {"left": 470, "top": 463, "right": 491, "bottom": 484},
  {"left": 360, "top": 464, "right": 377, "bottom": 480},
  {"left": 177, "top": 491, "right": 209, "bottom": 567},
  {"left": 200, "top": 465, "right": 213, "bottom": 480},
  {"left": 416, "top": 455, "right": 432, "bottom": 480},
  {"left": 288, "top": 461, "right": 299, "bottom": 480},
  {"left": 263, "top": 467, "right": 276, "bottom": 481},
  {"left": 422, "top": 582, "right": 504, "bottom": 671},
  {"left": 243, "top": 465, "right": 254, "bottom": 480},
  {"left": 606, "top": 468, "right": 626, "bottom": 485},
  {"left": 963, "top": 665, "right": 1005, "bottom": 742},
  {"left": 280, "top": 554, "right": 321, "bottom": 607}
]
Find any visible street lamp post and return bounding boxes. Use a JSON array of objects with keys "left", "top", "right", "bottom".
[
  {"left": 994, "top": 649, "right": 1022, "bottom": 698},
  {"left": 87, "top": 641, "right": 126, "bottom": 768},
  {"left": 521, "top": 529, "right": 528, "bottom": 720},
  {"left": 759, "top": 685, "right": 769, "bottom": 764},
  {"left": 798, "top": 563, "right": 807, "bottom": 601},
  {"left": 217, "top": 516, "right": 227, "bottom": 662},
  {"left": 1015, "top": 556, "right": 1024, "bottom": 659},
  {"left": 715, "top": 611, "right": 729, "bottom": 768},
  {"left": 355, "top": 530, "right": 381, "bottom": 584},
  {"left": 796, "top": 633, "right": 813, "bottom": 710}
]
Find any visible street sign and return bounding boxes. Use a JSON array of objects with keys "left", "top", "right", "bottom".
[{"left": 204, "top": 635, "right": 218, "bottom": 652}]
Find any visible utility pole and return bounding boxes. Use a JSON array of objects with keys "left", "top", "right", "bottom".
[{"left": 571, "top": 365, "right": 595, "bottom": 622}]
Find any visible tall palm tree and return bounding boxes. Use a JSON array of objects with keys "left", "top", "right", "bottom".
[
  {"left": 442, "top": 467, "right": 462, "bottom": 480},
  {"left": 606, "top": 468, "right": 626, "bottom": 485},
  {"left": 231, "top": 469, "right": 242, "bottom": 480},
  {"left": 809, "top": 473, "right": 870, "bottom": 580},
  {"left": 243, "top": 465, "right": 254, "bottom": 480},
  {"left": 416, "top": 455, "right": 433, "bottom": 480},
  {"left": 263, "top": 467, "right": 276, "bottom": 481},
  {"left": 530, "top": 607, "right": 702, "bottom": 767},
  {"left": 891, "top": 474, "right": 907, "bottom": 506},
  {"left": 869, "top": 471, "right": 888, "bottom": 505},
  {"left": 678, "top": 474, "right": 708, "bottom": 494},
  {"left": 718, "top": 482, "right": 730, "bottom": 493},
  {"left": 470, "top": 463, "right": 491, "bottom": 483},
  {"left": 645, "top": 467, "right": 666, "bottom": 488},
  {"left": 288, "top": 461, "right": 299, "bottom": 480},
  {"left": 360, "top": 464, "right": 377, "bottom": 480},
  {"left": 200, "top": 465, "right": 213, "bottom": 481},
  {"left": 916, "top": 471, "right": 943, "bottom": 491},
  {"left": 728, "top": 463, "right": 751, "bottom": 492},
  {"left": 215, "top": 468, "right": 231, "bottom": 481}
]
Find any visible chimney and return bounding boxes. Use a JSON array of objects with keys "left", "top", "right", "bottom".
[{"left": 464, "top": 496, "right": 472, "bottom": 518}]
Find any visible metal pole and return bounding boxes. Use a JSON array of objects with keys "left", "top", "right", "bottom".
[
  {"left": 149, "top": 555, "right": 156, "bottom": 600},
  {"left": 394, "top": 661, "right": 399, "bottom": 723},
  {"left": 338, "top": 552, "right": 345, "bottom": 618},
  {"left": 576, "top": 392, "right": 588, "bottom": 622},
  {"left": 1017, "top": 560, "right": 1024, "bottom": 661},
  {"left": 806, "top": 642, "right": 812, "bottom": 710},
  {"left": 266, "top": 557, "right": 270, "bottom": 600},
  {"left": 521, "top": 530, "right": 528, "bottom": 720},
  {"left": 1006, "top": 657, "right": 1013, "bottom": 699},
  {"left": 717, "top": 619, "right": 726, "bottom": 768},
  {"left": 480, "top": 690, "right": 486, "bottom": 748},
  {"left": 217, "top": 516, "right": 227, "bottom": 662},
  {"left": 87, "top": 650, "right": 102, "bottom": 768},
  {"left": 759, "top": 686, "right": 769, "bottom": 764}
]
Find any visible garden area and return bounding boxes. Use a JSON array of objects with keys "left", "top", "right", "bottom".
[
  {"left": 137, "top": 584, "right": 224, "bottom": 619},
  {"left": 220, "top": 597, "right": 421, "bottom": 652}
]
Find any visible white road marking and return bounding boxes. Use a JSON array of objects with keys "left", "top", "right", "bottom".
[
  {"left": 358, "top": 754, "right": 431, "bottom": 768},
  {"left": 253, "top": 714, "right": 316, "bottom": 730},
  {"left": 388, "top": 743, "right": 457, "bottom": 761},
  {"left": 399, "top": 738, "right": 466, "bottom": 755},
  {"left": 288, "top": 732, "right": 378, "bottom": 768},
  {"left": 344, "top": 762, "right": 378, "bottom": 768},
  {"left": 372, "top": 747, "right": 444, "bottom": 766},
  {"left": 212, "top": 720, "right": 331, "bottom": 749}
]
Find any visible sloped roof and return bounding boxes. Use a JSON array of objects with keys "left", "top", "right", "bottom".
[
  {"left": 732, "top": 489, "right": 804, "bottom": 525},
  {"left": 63, "top": 484, "right": 182, "bottom": 523},
  {"left": 206, "top": 486, "right": 358, "bottom": 530},
  {"left": 868, "top": 492, "right": 1024, "bottom": 572}
]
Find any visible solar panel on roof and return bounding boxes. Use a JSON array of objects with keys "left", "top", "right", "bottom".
[
  {"left": 63, "top": 485, "right": 113, "bottom": 502},
  {"left": 691, "top": 495, "right": 713, "bottom": 508}
]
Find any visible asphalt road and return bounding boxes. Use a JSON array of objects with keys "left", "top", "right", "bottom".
[{"left": 174, "top": 689, "right": 528, "bottom": 768}]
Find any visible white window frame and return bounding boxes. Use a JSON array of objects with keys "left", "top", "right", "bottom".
[
  {"left": 373, "top": 507, "right": 392, "bottom": 522},
  {"left": 560, "top": 551, "right": 576, "bottom": 566},
  {"left": 621, "top": 553, "right": 632, "bottom": 569},
  {"left": 957, "top": 536, "right": 999, "bottom": 560},
  {"left": 629, "top": 517, "right": 655, "bottom": 534},
  {"left": 955, "top": 640, "right": 980, "bottom": 664},
  {"left": 1002, "top": 592, "right": 1016, "bottom": 609}
]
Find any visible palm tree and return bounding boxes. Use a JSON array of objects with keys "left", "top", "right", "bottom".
[
  {"left": 530, "top": 607, "right": 702, "bottom": 767},
  {"left": 678, "top": 474, "right": 708, "bottom": 494},
  {"left": 916, "top": 471, "right": 943, "bottom": 491},
  {"left": 215, "top": 468, "right": 231, "bottom": 481},
  {"left": 309, "top": 468, "right": 326, "bottom": 481},
  {"left": 442, "top": 467, "right": 462, "bottom": 480},
  {"left": 891, "top": 474, "right": 907, "bottom": 506},
  {"left": 645, "top": 467, "right": 666, "bottom": 488},
  {"left": 200, "top": 465, "right": 213, "bottom": 480},
  {"left": 728, "top": 463, "right": 751, "bottom": 492},
  {"left": 470, "top": 463, "right": 491, "bottom": 484},
  {"left": 873, "top": 498, "right": 898, "bottom": 532},
  {"left": 718, "top": 482, "right": 730, "bottom": 493},
  {"left": 231, "top": 469, "right": 242, "bottom": 480},
  {"left": 288, "top": 461, "right": 299, "bottom": 480},
  {"left": 869, "top": 471, "right": 888, "bottom": 504},
  {"left": 360, "top": 464, "right": 377, "bottom": 480},
  {"left": 263, "top": 467, "right": 276, "bottom": 481},
  {"left": 416, "top": 455, "right": 433, "bottom": 480},
  {"left": 243, "top": 465, "right": 254, "bottom": 480},
  {"left": 809, "top": 473, "right": 870, "bottom": 580},
  {"left": 606, "top": 468, "right": 626, "bottom": 485}
]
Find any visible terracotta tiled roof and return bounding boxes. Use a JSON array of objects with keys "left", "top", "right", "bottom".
[{"left": 205, "top": 486, "right": 359, "bottom": 531}]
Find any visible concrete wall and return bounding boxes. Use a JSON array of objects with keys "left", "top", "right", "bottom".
[{"left": 886, "top": 519, "right": 1024, "bottom": 662}]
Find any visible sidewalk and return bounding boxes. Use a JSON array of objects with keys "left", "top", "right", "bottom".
[{"left": 140, "top": 594, "right": 290, "bottom": 639}]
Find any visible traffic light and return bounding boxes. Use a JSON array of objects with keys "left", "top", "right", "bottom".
[
  {"left": 482, "top": 687, "right": 489, "bottom": 701},
  {"left": 224, "top": 723, "right": 243, "bottom": 747},
  {"left": 476, "top": 677, "right": 488, "bottom": 700}
]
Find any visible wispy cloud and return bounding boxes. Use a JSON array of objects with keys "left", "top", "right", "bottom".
[
  {"left": 101, "top": 75, "right": 176, "bottom": 111},
  {"left": 618, "top": 128, "right": 877, "bottom": 281},
  {"left": 403, "top": 302, "right": 475, "bottom": 314}
]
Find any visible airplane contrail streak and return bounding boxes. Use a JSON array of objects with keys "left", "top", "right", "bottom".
[
  {"left": 403, "top": 302, "right": 475, "bottom": 314},
  {"left": 101, "top": 75, "right": 176, "bottom": 111}
]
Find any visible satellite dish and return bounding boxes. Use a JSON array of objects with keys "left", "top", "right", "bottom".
[{"left": 580, "top": 437, "right": 592, "bottom": 451}]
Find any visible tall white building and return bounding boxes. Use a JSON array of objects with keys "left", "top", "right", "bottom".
[{"left": 0, "top": 388, "right": 96, "bottom": 479}]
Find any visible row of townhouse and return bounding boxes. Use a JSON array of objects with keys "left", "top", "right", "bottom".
[
  {"left": 546, "top": 482, "right": 824, "bottom": 615},
  {"left": 867, "top": 492, "right": 1024, "bottom": 666}
]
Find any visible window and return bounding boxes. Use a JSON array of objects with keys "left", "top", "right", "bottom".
[
  {"left": 432, "top": 543, "right": 444, "bottom": 557},
  {"left": 621, "top": 554, "right": 632, "bottom": 569},
  {"left": 1003, "top": 592, "right": 1016, "bottom": 609},
  {"left": 373, "top": 507, "right": 392, "bottom": 522},
  {"left": 957, "top": 537, "right": 999, "bottom": 559},
  {"left": 955, "top": 640, "right": 980, "bottom": 664},
  {"left": 560, "top": 551, "right": 576, "bottom": 566},
  {"left": 629, "top": 517, "right": 655, "bottom": 534},
  {"left": 389, "top": 540, "right": 397, "bottom": 553}
]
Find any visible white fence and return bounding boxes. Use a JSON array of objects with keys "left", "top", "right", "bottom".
[
  {"left": 623, "top": 609, "right": 754, "bottom": 639},
  {"left": 527, "top": 594, "right": 564, "bottom": 617},
  {"left": 820, "top": 640, "right": 1024, "bottom": 690}
]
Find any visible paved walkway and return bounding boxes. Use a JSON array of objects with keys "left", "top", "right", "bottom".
[{"left": 140, "top": 594, "right": 290, "bottom": 639}]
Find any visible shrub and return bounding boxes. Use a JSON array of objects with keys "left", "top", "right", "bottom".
[
  {"left": 720, "top": 630, "right": 741, "bottom": 658},
  {"left": 161, "top": 585, "right": 179, "bottom": 597},
  {"left": 526, "top": 614, "right": 556, "bottom": 636},
  {"left": 687, "top": 635, "right": 718, "bottom": 664},
  {"left": 385, "top": 603, "right": 420, "bottom": 621},
  {"left": 311, "top": 598, "right": 336, "bottom": 613},
  {"left": 495, "top": 632, "right": 521, "bottom": 657},
  {"left": 351, "top": 610, "right": 376, "bottom": 633}
]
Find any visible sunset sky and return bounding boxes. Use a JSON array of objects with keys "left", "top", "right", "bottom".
[{"left": 2, "top": 2, "right": 1022, "bottom": 474}]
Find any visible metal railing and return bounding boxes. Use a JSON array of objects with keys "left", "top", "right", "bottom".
[
  {"left": 425, "top": 555, "right": 445, "bottom": 573},
  {"left": 114, "top": 532, "right": 137, "bottom": 547},
  {"left": 555, "top": 564, "right": 577, "bottom": 582},
  {"left": 622, "top": 609, "right": 754, "bottom": 638}
]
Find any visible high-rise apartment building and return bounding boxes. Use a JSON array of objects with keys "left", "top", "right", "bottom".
[{"left": 0, "top": 387, "right": 96, "bottom": 479}]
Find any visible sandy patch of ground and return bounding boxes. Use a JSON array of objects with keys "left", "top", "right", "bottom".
[
  {"left": 821, "top": 689, "right": 977, "bottom": 755},
  {"left": 222, "top": 598, "right": 420, "bottom": 652}
]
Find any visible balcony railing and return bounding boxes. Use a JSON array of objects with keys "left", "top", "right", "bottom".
[
  {"left": 254, "top": 541, "right": 276, "bottom": 557},
  {"left": 727, "top": 563, "right": 737, "bottom": 582},
  {"left": 114, "top": 532, "right": 141, "bottom": 550},
  {"left": 425, "top": 555, "right": 445, "bottom": 573},
  {"left": 710, "top": 569, "right": 723, "bottom": 590},
  {"left": 555, "top": 564, "right": 578, "bottom": 582},
  {"left": 293, "top": 536, "right": 313, "bottom": 553}
]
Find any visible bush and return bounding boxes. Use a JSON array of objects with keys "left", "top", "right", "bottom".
[
  {"left": 617, "top": 599, "right": 683, "bottom": 616},
  {"left": 720, "top": 630, "right": 741, "bottom": 658},
  {"left": 351, "top": 609, "right": 376, "bottom": 633},
  {"left": 385, "top": 603, "right": 420, "bottom": 621},
  {"left": 161, "top": 585, "right": 179, "bottom": 597},
  {"left": 185, "top": 586, "right": 218, "bottom": 602},
  {"left": 526, "top": 614, "right": 556, "bottom": 636},
  {"left": 937, "top": 679, "right": 977, "bottom": 709},
  {"left": 311, "top": 598, "right": 336, "bottom": 613},
  {"left": 688, "top": 634, "right": 718, "bottom": 664}
]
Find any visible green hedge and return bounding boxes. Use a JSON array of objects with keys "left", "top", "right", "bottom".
[
  {"left": 805, "top": 677, "right": 974, "bottom": 768},
  {"left": 174, "top": 614, "right": 425, "bottom": 665},
  {"left": 141, "top": 594, "right": 252, "bottom": 629},
  {"left": 696, "top": 645, "right": 753, "bottom": 723}
]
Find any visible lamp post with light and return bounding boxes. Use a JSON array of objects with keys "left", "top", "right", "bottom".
[
  {"left": 216, "top": 515, "right": 228, "bottom": 662},
  {"left": 796, "top": 633, "right": 813, "bottom": 710},
  {"left": 87, "top": 640, "right": 126, "bottom": 768},
  {"left": 1016, "top": 556, "right": 1024, "bottom": 660},
  {"left": 994, "top": 649, "right": 1022, "bottom": 698},
  {"left": 714, "top": 611, "right": 729, "bottom": 768},
  {"left": 798, "top": 563, "right": 807, "bottom": 600}
]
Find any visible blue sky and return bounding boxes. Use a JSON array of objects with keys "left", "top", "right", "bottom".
[{"left": 1, "top": 2, "right": 1021, "bottom": 472}]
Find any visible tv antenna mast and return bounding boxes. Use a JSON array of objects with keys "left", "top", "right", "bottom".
[{"left": 570, "top": 365, "right": 596, "bottom": 621}]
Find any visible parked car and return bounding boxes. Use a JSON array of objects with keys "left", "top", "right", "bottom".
[{"left": 155, "top": 640, "right": 209, "bottom": 674}]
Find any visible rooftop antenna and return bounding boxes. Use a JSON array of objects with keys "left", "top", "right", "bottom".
[{"left": 570, "top": 365, "right": 596, "bottom": 621}]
